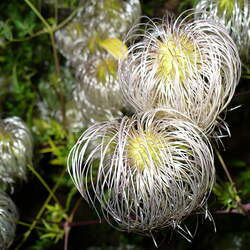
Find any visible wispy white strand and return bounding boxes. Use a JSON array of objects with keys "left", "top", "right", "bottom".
[
  {"left": 67, "top": 108, "right": 215, "bottom": 234},
  {"left": 118, "top": 11, "right": 241, "bottom": 135},
  {"left": 195, "top": 0, "right": 250, "bottom": 62}
]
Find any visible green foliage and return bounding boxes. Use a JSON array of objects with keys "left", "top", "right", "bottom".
[
  {"left": 178, "top": 0, "right": 198, "bottom": 12},
  {"left": 213, "top": 182, "right": 240, "bottom": 210},
  {"left": 41, "top": 203, "right": 66, "bottom": 243},
  {"left": 238, "top": 170, "right": 250, "bottom": 197}
]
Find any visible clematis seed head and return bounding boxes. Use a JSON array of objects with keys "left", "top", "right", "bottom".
[
  {"left": 0, "top": 117, "right": 33, "bottom": 187},
  {"left": 118, "top": 12, "right": 241, "bottom": 135},
  {"left": 67, "top": 108, "right": 215, "bottom": 234},
  {"left": 0, "top": 191, "right": 19, "bottom": 250},
  {"left": 195, "top": 0, "right": 250, "bottom": 62}
]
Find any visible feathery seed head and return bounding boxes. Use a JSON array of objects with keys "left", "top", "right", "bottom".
[
  {"left": 0, "top": 191, "right": 19, "bottom": 250},
  {"left": 195, "top": 0, "right": 250, "bottom": 62},
  {"left": 67, "top": 108, "right": 215, "bottom": 234},
  {"left": 119, "top": 12, "right": 241, "bottom": 134},
  {"left": 0, "top": 117, "right": 33, "bottom": 187},
  {"left": 55, "top": 0, "right": 141, "bottom": 125},
  {"left": 219, "top": 0, "right": 235, "bottom": 15},
  {"left": 218, "top": 0, "right": 244, "bottom": 15},
  {"left": 55, "top": 0, "right": 141, "bottom": 66}
]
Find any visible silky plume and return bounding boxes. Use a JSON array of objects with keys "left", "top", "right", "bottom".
[
  {"left": 195, "top": 0, "right": 250, "bottom": 63},
  {"left": 0, "top": 117, "right": 33, "bottom": 187},
  {"left": 67, "top": 108, "right": 215, "bottom": 236},
  {"left": 118, "top": 12, "right": 241, "bottom": 135},
  {"left": 0, "top": 191, "right": 19, "bottom": 250}
]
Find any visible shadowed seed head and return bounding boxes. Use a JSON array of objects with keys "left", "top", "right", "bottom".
[
  {"left": 0, "top": 117, "right": 33, "bottom": 187},
  {"left": 0, "top": 191, "right": 19, "bottom": 250}
]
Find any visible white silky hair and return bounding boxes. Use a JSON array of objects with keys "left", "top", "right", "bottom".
[
  {"left": 195, "top": 0, "right": 250, "bottom": 63},
  {"left": 67, "top": 108, "right": 215, "bottom": 235},
  {"left": 0, "top": 117, "right": 33, "bottom": 187},
  {"left": 74, "top": 53, "right": 125, "bottom": 126},
  {"left": 118, "top": 11, "right": 241, "bottom": 136},
  {"left": 0, "top": 191, "right": 19, "bottom": 250}
]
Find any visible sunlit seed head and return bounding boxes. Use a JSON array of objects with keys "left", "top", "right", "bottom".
[
  {"left": 119, "top": 12, "right": 241, "bottom": 135},
  {"left": 67, "top": 108, "right": 215, "bottom": 235},
  {"left": 157, "top": 36, "right": 198, "bottom": 82},
  {"left": 127, "top": 130, "right": 163, "bottom": 170}
]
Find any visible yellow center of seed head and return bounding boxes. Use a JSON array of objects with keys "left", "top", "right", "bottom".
[
  {"left": 96, "top": 58, "right": 117, "bottom": 83},
  {"left": 157, "top": 36, "right": 197, "bottom": 82},
  {"left": 0, "top": 130, "right": 12, "bottom": 144},
  {"left": 218, "top": 0, "right": 243, "bottom": 17},
  {"left": 127, "top": 131, "right": 163, "bottom": 170}
]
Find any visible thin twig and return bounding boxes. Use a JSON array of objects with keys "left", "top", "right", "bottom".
[
  {"left": 15, "top": 169, "right": 67, "bottom": 250},
  {"left": 215, "top": 203, "right": 250, "bottom": 214},
  {"left": 235, "top": 89, "right": 250, "bottom": 97},
  {"left": 215, "top": 150, "right": 234, "bottom": 184},
  {"left": 8, "top": 8, "right": 78, "bottom": 44},
  {"left": 215, "top": 150, "right": 242, "bottom": 208},
  {"left": 64, "top": 198, "right": 81, "bottom": 250},
  {"left": 27, "top": 164, "right": 62, "bottom": 207},
  {"left": 67, "top": 219, "right": 105, "bottom": 227}
]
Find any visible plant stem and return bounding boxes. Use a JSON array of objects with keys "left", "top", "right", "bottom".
[
  {"left": 24, "top": 0, "right": 51, "bottom": 30},
  {"left": 17, "top": 220, "right": 61, "bottom": 233},
  {"left": 64, "top": 197, "right": 81, "bottom": 250},
  {"left": 23, "top": 0, "right": 67, "bottom": 127},
  {"left": 215, "top": 150, "right": 242, "bottom": 207},
  {"left": 8, "top": 8, "right": 78, "bottom": 44},
  {"left": 15, "top": 169, "right": 67, "bottom": 250},
  {"left": 27, "top": 164, "right": 61, "bottom": 206},
  {"left": 215, "top": 203, "right": 250, "bottom": 214}
]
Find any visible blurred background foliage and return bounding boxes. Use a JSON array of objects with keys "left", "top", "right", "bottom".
[{"left": 0, "top": 0, "right": 250, "bottom": 249}]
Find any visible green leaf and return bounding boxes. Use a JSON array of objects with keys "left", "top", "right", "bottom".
[
  {"left": 0, "top": 21, "right": 13, "bottom": 40},
  {"left": 230, "top": 160, "right": 247, "bottom": 167}
]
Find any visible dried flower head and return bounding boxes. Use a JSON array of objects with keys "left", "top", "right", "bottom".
[
  {"left": 74, "top": 52, "right": 127, "bottom": 125},
  {"left": 67, "top": 108, "right": 215, "bottom": 235},
  {"left": 0, "top": 191, "right": 19, "bottom": 250},
  {"left": 195, "top": 0, "right": 250, "bottom": 62},
  {"left": 55, "top": 0, "right": 141, "bottom": 125},
  {"left": 0, "top": 117, "right": 33, "bottom": 186},
  {"left": 55, "top": 0, "right": 141, "bottom": 67},
  {"left": 37, "top": 67, "right": 83, "bottom": 132},
  {"left": 119, "top": 12, "right": 241, "bottom": 134}
]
